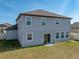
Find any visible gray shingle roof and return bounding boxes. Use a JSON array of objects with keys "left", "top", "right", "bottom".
[
  {"left": 71, "top": 22, "right": 79, "bottom": 29},
  {"left": 0, "top": 23, "right": 12, "bottom": 27},
  {"left": 22, "top": 9, "right": 71, "bottom": 18},
  {"left": 16, "top": 9, "right": 72, "bottom": 21},
  {"left": 6, "top": 24, "right": 17, "bottom": 30}
]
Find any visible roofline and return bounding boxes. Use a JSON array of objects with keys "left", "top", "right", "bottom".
[
  {"left": 16, "top": 14, "right": 72, "bottom": 21},
  {"left": 5, "top": 24, "right": 17, "bottom": 30}
]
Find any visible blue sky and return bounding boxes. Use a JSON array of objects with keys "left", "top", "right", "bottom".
[{"left": 0, "top": 0, "right": 79, "bottom": 24}]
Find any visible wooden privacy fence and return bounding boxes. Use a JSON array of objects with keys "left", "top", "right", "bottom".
[{"left": 0, "top": 33, "right": 5, "bottom": 39}]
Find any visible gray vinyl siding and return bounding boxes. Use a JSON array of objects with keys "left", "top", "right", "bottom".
[
  {"left": 17, "top": 15, "right": 71, "bottom": 47},
  {"left": 6, "top": 30, "right": 18, "bottom": 40},
  {"left": 16, "top": 15, "right": 23, "bottom": 46}
]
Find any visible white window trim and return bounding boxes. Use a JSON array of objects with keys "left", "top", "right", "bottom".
[
  {"left": 55, "top": 31, "right": 69, "bottom": 40},
  {"left": 55, "top": 32, "right": 60, "bottom": 40},
  {"left": 65, "top": 32, "right": 69, "bottom": 39},
  {"left": 61, "top": 31, "right": 68, "bottom": 40},
  {"left": 26, "top": 16, "right": 32, "bottom": 26},
  {"left": 61, "top": 32, "right": 65, "bottom": 39},
  {"left": 26, "top": 32, "right": 33, "bottom": 41},
  {"left": 41, "top": 17, "right": 47, "bottom": 26}
]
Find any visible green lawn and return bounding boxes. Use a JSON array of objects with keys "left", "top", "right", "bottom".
[{"left": 0, "top": 40, "right": 79, "bottom": 59}]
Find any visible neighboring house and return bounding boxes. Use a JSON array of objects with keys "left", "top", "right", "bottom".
[
  {"left": 4, "top": 23, "right": 12, "bottom": 27},
  {"left": 0, "top": 23, "right": 11, "bottom": 39},
  {"left": 6, "top": 9, "right": 72, "bottom": 47},
  {"left": 71, "top": 22, "right": 79, "bottom": 40},
  {"left": 0, "top": 23, "right": 11, "bottom": 33}
]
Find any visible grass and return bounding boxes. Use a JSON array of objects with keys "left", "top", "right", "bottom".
[
  {"left": 0, "top": 40, "right": 79, "bottom": 59},
  {"left": 0, "top": 40, "right": 20, "bottom": 47},
  {"left": 0, "top": 40, "right": 20, "bottom": 52}
]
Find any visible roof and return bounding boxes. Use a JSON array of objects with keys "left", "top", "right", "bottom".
[
  {"left": 4, "top": 23, "right": 12, "bottom": 27},
  {"left": 71, "top": 22, "right": 79, "bottom": 29},
  {"left": 0, "top": 23, "right": 12, "bottom": 27},
  {"left": 6, "top": 24, "right": 17, "bottom": 30},
  {"left": 16, "top": 9, "right": 72, "bottom": 21},
  {"left": 0, "top": 24, "right": 7, "bottom": 27}
]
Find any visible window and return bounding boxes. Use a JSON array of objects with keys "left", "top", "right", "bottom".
[
  {"left": 56, "top": 32, "right": 59, "bottom": 39},
  {"left": 55, "top": 20, "right": 60, "bottom": 24},
  {"left": 61, "top": 32, "right": 64, "bottom": 38},
  {"left": 41, "top": 18, "right": 46, "bottom": 25},
  {"left": 26, "top": 16, "right": 32, "bottom": 26},
  {"left": 27, "top": 34, "right": 32, "bottom": 40},
  {"left": 66, "top": 32, "right": 68, "bottom": 38}
]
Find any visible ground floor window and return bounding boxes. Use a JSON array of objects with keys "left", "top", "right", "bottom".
[
  {"left": 56, "top": 32, "right": 59, "bottom": 39},
  {"left": 27, "top": 34, "right": 32, "bottom": 40},
  {"left": 56, "top": 32, "right": 69, "bottom": 39},
  {"left": 61, "top": 32, "right": 64, "bottom": 38},
  {"left": 66, "top": 32, "right": 69, "bottom": 38}
]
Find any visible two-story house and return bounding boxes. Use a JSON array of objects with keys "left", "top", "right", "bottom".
[{"left": 6, "top": 9, "right": 72, "bottom": 47}]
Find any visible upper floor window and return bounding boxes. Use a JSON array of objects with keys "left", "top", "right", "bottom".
[
  {"left": 56, "top": 32, "right": 59, "bottom": 39},
  {"left": 26, "top": 16, "right": 32, "bottom": 26},
  {"left": 41, "top": 18, "right": 46, "bottom": 26},
  {"left": 55, "top": 19, "right": 60, "bottom": 24}
]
